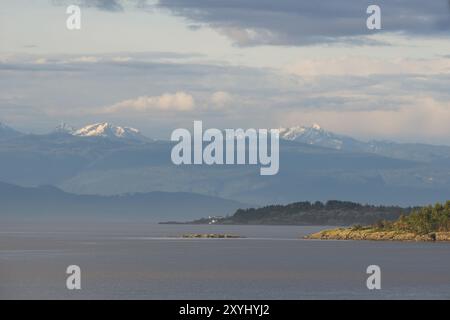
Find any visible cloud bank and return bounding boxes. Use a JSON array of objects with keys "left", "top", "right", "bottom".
[
  {"left": 104, "top": 92, "right": 195, "bottom": 112},
  {"left": 157, "top": 0, "right": 450, "bottom": 46},
  {"left": 49, "top": 1, "right": 450, "bottom": 46},
  {"left": 2, "top": 52, "right": 450, "bottom": 144}
]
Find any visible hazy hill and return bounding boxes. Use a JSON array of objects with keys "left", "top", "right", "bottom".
[
  {"left": 187, "top": 200, "right": 414, "bottom": 226},
  {"left": 0, "top": 181, "right": 245, "bottom": 221},
  {"left": 0, "top": 122, "right": 23, "bottom": 140}
]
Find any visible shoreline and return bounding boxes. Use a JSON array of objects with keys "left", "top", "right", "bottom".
[{"left": 305, "top": 227, "right": 450, "bottom": 242}]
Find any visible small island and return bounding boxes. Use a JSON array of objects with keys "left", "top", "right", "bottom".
[
  {"left": 306, "top": 201, "right": 450, "bottom": 242},
  {"left": 182, "top": 233, "right": 243, "bottom": 239}
]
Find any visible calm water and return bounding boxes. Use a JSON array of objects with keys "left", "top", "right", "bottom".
[{"left": 0, "top": 221, "right": 449, "bottom": 299}]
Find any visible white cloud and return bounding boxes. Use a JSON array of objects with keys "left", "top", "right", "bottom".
[
  {"left": 70, "top": 56, "right": 101, "bottom": 63},
  {"left": 103, "top": 92, "right": 195, "bottom": 113},
  {"left": 102, "top": 91, "right": 235, "bottom": 114},
  {"left": 210, "top": 91, "right": 233, "bottom": 108},
  {"left": 34, "top": 58, "right": 47, "bottom": 64},
  {"left": 216, "top": 27, "right": 277, "bottom": 46},
  {"left": 111, "top": 56, "right": 132, "bottom": 62},
  {"left": 286, "top": 57, "right": 450, "bottom": 77}
]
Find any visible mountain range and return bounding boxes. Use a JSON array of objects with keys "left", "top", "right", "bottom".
[
  {"left": 54, "top": 122, "right": 150, "bottom": 141},
  {"left": 278, "top": 123, "right": 450, "bottom": 162},
  {"left": 3, "top": 121, "right": 450, "bottom": 162},
  {"left": 0, "top": 121, "right": 449, "bottom": 218}
]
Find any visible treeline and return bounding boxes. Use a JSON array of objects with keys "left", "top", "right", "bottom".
[
  {"left": 373, "top": 201, "right": 450, "bottom": 234},
  {"left": 209, "top": 200, "right": 414, "bottom": 226}
]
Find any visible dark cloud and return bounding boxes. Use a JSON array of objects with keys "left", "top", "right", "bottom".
[
  {"left": 51, "top": 0, "right": 125, "bottom": 11},
  {"left": 48, "top": 0, "right": 450, "bottom": 45},
  {"left": 156, "top": 0, "right": 450, "bottom": 46},
  {"left": 0, "top": 62, "right": 83, "bottom": 72}
]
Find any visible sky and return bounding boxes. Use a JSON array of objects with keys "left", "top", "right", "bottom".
[{"left": 1, "top": 0, "right": 450, "bottom": 144}]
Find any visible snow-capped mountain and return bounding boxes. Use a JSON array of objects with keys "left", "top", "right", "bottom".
[
  {"left": 73, "top": 122, "right": 148, "bottom": 141},
  {"left": 278, "top": 124, "right": 450, "bottom": 162},
  {"left": 278, "top": 123, "right": 362, "bottom": 150}
]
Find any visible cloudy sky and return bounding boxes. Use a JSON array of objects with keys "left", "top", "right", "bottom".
[{"left": 1, "top": 0, "right": 450, "bottom": 144}]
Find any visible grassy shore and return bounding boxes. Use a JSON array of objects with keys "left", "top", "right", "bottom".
[
  {"left": 306, "top": 201, "right": 450, "bottom": 242},
  {"left": 305, "top": 227, "right": 450, "bottom": 242}
]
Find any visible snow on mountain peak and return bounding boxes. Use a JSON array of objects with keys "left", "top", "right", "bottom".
[
  {"left": 278, "top": 126, "right": 306, "bottom": 140},
  {"left": 278, "top": 124, "right": 325, "bottom": 140},
  {"left": 73, "top": 122, "right": 147, "bottom": 141},
  {"left": 278, "top": 124, "right": 346, "bottom": 149}
]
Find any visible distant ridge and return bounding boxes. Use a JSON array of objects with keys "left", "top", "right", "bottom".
[
  {"left": 0, "top": 121, "right": 23, "bottom": 139},
  {"left": 54, "top": 122, "right": 75, "bottom": 134},
  {"left": 278, "top": 124, "right": 450, "bottom": 162},
  {"left": 187, "top": 200, "right": 414, "bottom": 226},
  {"left": 0, "top": 181, "right": 245, "bottom": 221}
]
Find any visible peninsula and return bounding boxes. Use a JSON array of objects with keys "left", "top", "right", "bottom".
[
  {"left": 306, "top": 202, "right": 450, "bottom": 242},
  {"left": 162, "top": 200, "right": 413, "bottom": 226}
]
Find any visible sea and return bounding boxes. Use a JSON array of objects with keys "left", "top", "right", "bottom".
[{"left": 0, "top": 221, "right": 449, "bottom": 299}]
